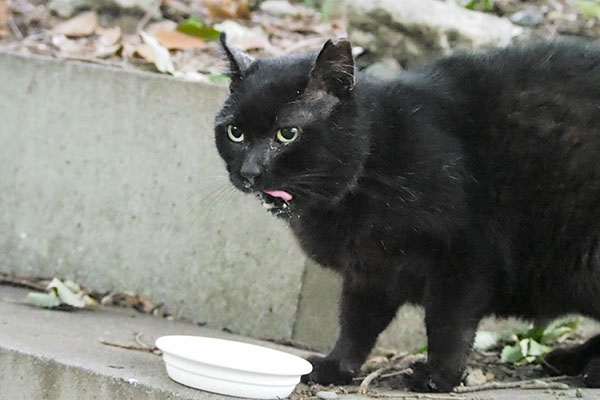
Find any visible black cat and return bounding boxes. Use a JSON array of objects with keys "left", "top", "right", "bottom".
[{"left": 214, "top": 33, "right": 600, "bottom": 392}]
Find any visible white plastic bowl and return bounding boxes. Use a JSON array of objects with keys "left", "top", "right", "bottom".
[{"left": 155, "top": 335, "right": 313, "bottom": 399}]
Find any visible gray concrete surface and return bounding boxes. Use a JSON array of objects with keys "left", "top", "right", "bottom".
[
  {"left": 1, "top": 286, "right": 598, "bottom": 400},
  {"left": 0, "top": 286, "right": 308, "bottom": 400},
  {"left": 0, "top": 51, "right": 305, "bottom": 341}
]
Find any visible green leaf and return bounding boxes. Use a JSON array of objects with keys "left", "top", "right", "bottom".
[
  {"left": 49, "top": 277, "right": 88, "bottom": 308},
  {"left": 63, "top": 280, "right": 81, "bottom": 293},
  {"left": 48, "top": 277, "right": 97, "bottom": 308},
  {"left": 541, "top": 319, "right": 578, "bottom": 344},
  {"left": 415, "top": 346, "right": 427, "bottom": 354},
  {"left": 528, "top": 339, "right": 552, "bottom": 357},
  {"left": 500, "top": 343, "right": 524, "bottom": 363},
  {"left": 575, "top": 0, "right": 600, "bottom": 19},
  {"left": 501, "top": 338, "right": 552, "bottom": 365},
  {"left": 209, "top": 73, "right": 230, "bottom": 84},
  {"left": 27, "top": 290, "right": 61, "bottom": 308},
  {"left": 523, "top": 326, "right": 545, "bottom": 343},
  {"left": 176, "top": 17, "right": 220, "bottom": 41},
  {"left": 463, "top": 0, "right": 492, "bottom": 11}
]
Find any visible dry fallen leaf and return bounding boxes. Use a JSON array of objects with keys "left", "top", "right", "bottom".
[
  {"left": 51, "top": 34, "right": 93, "bottom": 54},
  {"left": 139, "top": 31, "right": 175, "bottom": 74},
  {"left": 214, "top": 20, "right": 273, "bottom": 52},
  {"left": 0, "top": 0, "right": 9, "bottom": 38},
  {"left": 96, "top": 26, "right": 122, "bottom": 47},
  {"left": 100, "top": 292, "right": 158, "bottom": 313},
  {"left": 53, "top": 10, "right": 98, "bottom": 37},
  {"left": 155, "top": 29, "right": 206, "bottom": 50},
  {"left": 134, "top": 43, "right": 156, "bottom": 63},
  {"left": 361, "top": 356, "right": 390, "bottom": 373},
  {"left": 205, "top": 0, "right": 250, "bottom": 21},
  {"left": 94, "top": 44, "right": 122, "bottom": 59},
  {"left": 146, "top": 20, "right": 177, "bottom": 35}
]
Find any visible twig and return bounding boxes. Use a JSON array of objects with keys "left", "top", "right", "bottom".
[
  {"left": 389, "top": 351, "right": 410, "bottom": 362},
  {"left": 380, "top": 368, "right": 413, "bottom": 380},
  {"left": 0, "top": 273, "right": 48, "bottom": 291},
  {"left": 359, "top": 366, "right": 396, "bottom": 394},
  {"left": 55, "top": 53, "right": 120, "bottom": 67},
  {"left": 538, "top": 357, "right": 562, "bottom": 375},
  {"left": 8, "top": 19, "right": 23, "bottom": 40},
  {"left": 134, "top": 332, "right": 147, "bottom": 348},
  {"left": 365, "top": 393, "right": 465, "bottom": 400},
  {"left": 454, "top": 375, "right": 570, "bottom": 393},
  {"left": 100, "top": 339, "right": 162, "bottom": 355}
]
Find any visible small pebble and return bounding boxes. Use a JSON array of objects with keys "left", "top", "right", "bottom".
[
  {"left": 259, "top": 0, "right": 299, "bottom": 17},
  {"left": 464, "top": 368, "right": 487, "bottom": 386},
  {"left": 509, "top": 10, "right": 543, "bottom": 27},
  {"left": 576, "top": 388, "right": 584, "bottom": 398},
  {"left": 316, "top": 391, "right": 338, "bottom": 400}
]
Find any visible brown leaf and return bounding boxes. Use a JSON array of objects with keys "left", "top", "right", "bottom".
[
  {"left": 94, "top": 44, "right": 122, "bottom": 59},
  {"left": 0, "top": 0, "right": 7, "bottom": 24},
  {"left": 100, "top": 292, "right": 158, "bottom": 313},
  {"left": 53, "top": 11, "right": 98, "bottom": 37},
  {"left": 154, "top": 29, "right": 206, "bottom": 50},
  {"left": 51, "top": 34, "right": 93, "bottom": 54},
  {"left": 146, "top": 20, "right": 177, "bottom": 35},
  {"left": 133, "top": 43, "right": 156, "bottom": 63},
  {"left": 205, "top": 0, "right": 250, "bottom": 21},
  {"left": 0, "top": 0, "right": 9, "bottom": 38},
  {"left": 95, "top": 26, "right": 122, "bottom": 47}
]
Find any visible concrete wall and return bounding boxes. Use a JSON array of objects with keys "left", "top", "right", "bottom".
[{"left": 0, "top": 51, "right": 306, "bottom": 341}]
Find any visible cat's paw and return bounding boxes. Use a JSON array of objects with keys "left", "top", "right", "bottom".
[
  {"left": 301, "top": 355, "right": 356, "bottom": 385},
  {"left": 583, "top": 358, "right": 600, "bottom": 388},
  {"left": 404, "top": 361, "right": 461, "bottom": 393},
  {"left": 544, "top": 347, "right": 586, "bottom": 376}
]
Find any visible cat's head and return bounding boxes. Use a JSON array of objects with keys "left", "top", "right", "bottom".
[{"left": 214, "top": 34, "right": 369, "bottom": 214}]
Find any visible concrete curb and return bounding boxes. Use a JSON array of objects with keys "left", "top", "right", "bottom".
[{"left": 0, "top": 50, "right": 306, "bottom": 342}]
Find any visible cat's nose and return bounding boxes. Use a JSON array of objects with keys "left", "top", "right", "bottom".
[{"left": 240, "top": 160, "right": 262, "bottom": 188}]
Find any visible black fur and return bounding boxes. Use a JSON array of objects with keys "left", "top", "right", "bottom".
[{"left": 214, "top": 35, "right": 600, "bottom": 391}]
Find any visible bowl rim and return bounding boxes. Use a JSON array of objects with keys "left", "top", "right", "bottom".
[{"left": 155, "top": 335, "right": 313, "bottom": 377}]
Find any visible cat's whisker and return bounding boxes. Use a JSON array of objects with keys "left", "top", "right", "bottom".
[{"left": 191, "top": 183, "right": 239, "bottom": 219}]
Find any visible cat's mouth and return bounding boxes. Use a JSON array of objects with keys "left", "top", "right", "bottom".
[
  {"left": 259, "top": 190, "right": 293, "bottom": 217},
  {"left": 263, "top": 190, "right": 293, "bottom": 202}
]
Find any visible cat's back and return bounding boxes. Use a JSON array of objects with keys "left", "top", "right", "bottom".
[{"left": 425, "top": 41, "right": 600, "bottom": 291}]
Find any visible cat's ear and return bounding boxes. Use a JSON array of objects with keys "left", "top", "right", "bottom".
[
  {"left": 219, "top": 32, "right": 255, "bottom": 89},
  {"left": 307, "top": 38, "right": 355, "bottom": 97}
]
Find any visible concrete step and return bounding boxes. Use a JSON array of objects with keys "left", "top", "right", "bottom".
[
  {"left": 2, "top": 286, "right": 599, "bottom": 400},
  {"left": 0, "top": 286, "right": 312, "bottom": 400}
]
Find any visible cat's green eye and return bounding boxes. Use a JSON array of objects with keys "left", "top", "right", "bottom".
[
  {"left": 276, "top": 127, "right": 300, "bottom": 143},
  {"left": 227, "top": 124, "right": 244, "bottom": 142}
]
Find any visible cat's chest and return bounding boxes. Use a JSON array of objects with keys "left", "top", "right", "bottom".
[{"left": 289, "top": 203, "right": 394, "bottom": 272}]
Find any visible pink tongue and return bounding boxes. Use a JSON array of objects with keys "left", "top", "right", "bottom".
[{"left": 264, "top": 190, "right": 293, "bottom": 202}]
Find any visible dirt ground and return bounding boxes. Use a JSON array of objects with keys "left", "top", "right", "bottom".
[{"left": 1, "top": 0, "right": 600, "bottom": 81}]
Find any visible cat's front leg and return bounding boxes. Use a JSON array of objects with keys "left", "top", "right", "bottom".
[
  {"left": 301, "top": 277, "right": 406, "bottom": 385},
  {"left": 407, "top": 275, "right": 487, "bottom": 392}
]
